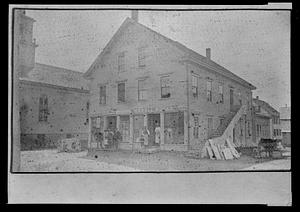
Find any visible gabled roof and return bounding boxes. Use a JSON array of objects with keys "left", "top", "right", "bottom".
[
  {"left": 253, "top": 98, "right": 279, "bottom": 117},
  {"left": 20, "top": 63, "right": 89, "bottom": 90},
  {"left": 83, "top": 17, "right": 256, "bottom": 90}
]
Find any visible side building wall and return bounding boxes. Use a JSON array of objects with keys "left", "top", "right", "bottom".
[
  {"left": 19, "top": 80, "right": 89, "bottom": 150},
  {"left": 187, "top": 62, "right": 254, "bottom": 149}
]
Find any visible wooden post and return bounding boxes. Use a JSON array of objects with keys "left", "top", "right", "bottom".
[
  {"left": 144, "top": 113, "right": 148, "bottom": 128},
  {"left": 88, "top": 116, "right": 92, "bottom": 149},
  {"left": 117, "top": 115, "right": 121, "bottom": 130},
  {"left": 160, "top": 111, "right": 165, "bottom": 145},
  {"left": 184, "top": 110, "right": 189, "bottom": 146},
  {"left": 129, "top": 114, "right": 134, "bottom": 144}
]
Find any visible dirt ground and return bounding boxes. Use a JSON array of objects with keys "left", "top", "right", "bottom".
[
  {"left": 20, "top": 149, "right": 290, "bottom": 172},
  {"left": 86, "top": 149, "right": 287, "bottom": 171},
  {"left": 20, "top": 150, "right": 139, "bottom": 172}
]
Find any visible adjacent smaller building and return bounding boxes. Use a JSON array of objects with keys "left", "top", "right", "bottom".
[
  {"left": 253, "top": 96, "right": 281, "bottom": 143},
  {"left": 280, "top": 106, "right": 291, "bottom": 147}
]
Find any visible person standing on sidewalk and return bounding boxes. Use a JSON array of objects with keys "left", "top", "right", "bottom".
[
  {"left": 113, "top": 129, "right": 122, "bottom": 150},
  {"left": 155, "top": 123, "right": 161, "bottom": 145},
  {"left": 142, "top": 126, "right": 150, "bottom": 147}
]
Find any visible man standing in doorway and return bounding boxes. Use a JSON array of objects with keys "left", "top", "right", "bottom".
[{"left": 155, "top": 122, "right": 161, "bottom": 145}]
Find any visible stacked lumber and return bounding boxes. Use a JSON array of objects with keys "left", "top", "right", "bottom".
[
  {"left": 57, "top": 138, "right": 82, "bottom": 153},
  {"left": 201, "top": 139, "right": 240, "bottom": 160}
]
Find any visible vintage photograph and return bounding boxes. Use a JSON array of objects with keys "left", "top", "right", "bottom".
[{"left": 10, "top": 6, "right": 291, "bottom": 173}]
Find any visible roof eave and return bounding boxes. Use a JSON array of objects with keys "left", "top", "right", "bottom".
[{"left": 181, "top": 57, "right": 256, "bottom": 90}]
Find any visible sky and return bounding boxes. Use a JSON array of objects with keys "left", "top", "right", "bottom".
[{"left": 26, "top": 9, "right": 290, "bottom": 110}]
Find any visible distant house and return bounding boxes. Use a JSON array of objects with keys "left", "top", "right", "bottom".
[
  {"left": 252, "top": 96, "right": 281, "bottom": 143},
  {"left": 280, "top": 106, "right": 291, "bottom": 147},
  {"left": 84, "top": 11, "right": 257, "bottom": 151},
  {"left": 17, "top": 11, "right": 90, "bottom": 150}
]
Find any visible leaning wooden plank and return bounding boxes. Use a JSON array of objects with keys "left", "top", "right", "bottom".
[
  {"left": 206, "top": 146, "right": 215, "bottom": 160},
  {"left": 223, "top": 147, "right": 234, "bottom": 160},
  {"left": 226, "top": 139, "right": 240, "bottom": 158},
  {"left": 209, "top": 140, "right": 221, "bottom": 160},
  {"left": 217, "top": 144, "right": 225, "bottom": 160}
]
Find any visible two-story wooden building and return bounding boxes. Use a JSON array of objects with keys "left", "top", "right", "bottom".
[
  {"left": 16, "top": 10, "right": 90, "bottom": 150},
  {"left": 84, "top": 12, "right": 257, "bottom": 151}
]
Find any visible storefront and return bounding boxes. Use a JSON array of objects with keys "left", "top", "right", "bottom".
[
  {"left": 164, "top": 112, "right": 184, "bottom": 144},
  {"left": 88, "top": 106, "right": 189, "bottom": 151}
]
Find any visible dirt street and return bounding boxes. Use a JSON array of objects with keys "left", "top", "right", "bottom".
[
  {"left": 21, "top": 150, "right": 139, "bottom": 172},
  {"left": 20, "top": 149, "right": 289, "bottom": 172}
]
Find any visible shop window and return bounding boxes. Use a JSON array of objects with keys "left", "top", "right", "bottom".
[
  {"left": 118, "top": 82, "right": 126, "bottom": 102},
  {"left": 120, "top": 116, "right": 130, "bottom": 142},
  {"left": 161, "top": 76, "right": 171, "bottom": 98}
]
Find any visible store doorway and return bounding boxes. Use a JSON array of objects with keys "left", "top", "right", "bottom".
[{"left": 148, "top": 114, "right": 160, "bottom": 146}]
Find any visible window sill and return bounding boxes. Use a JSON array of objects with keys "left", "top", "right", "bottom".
[
  {"left": 117, "top": 101, "right": 127, "bottom": 104},
  {"left": 159, "top": 97, "right": 172, "bottom": 101}
]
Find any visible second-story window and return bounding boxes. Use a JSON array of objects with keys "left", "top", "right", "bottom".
[
  {"left": 191, "top": 75, "right": 198, "bottom": 98},
  {"left": 99, "top": 85, "right": 106, "bottom": 105},
  {"left": 118, "top": 82, "right": 126, "bottom": 102},
  {"left": 118, "top": 52, "right": 125, "bottom": 72},
  {"left": 238, "top": 93, "right": 242, "bottom": 105},
  {"left": 206, "top": 81, "right": 212, "bottom": 102},
  {"left": 161, "top": 76, "right": 171, "bottom": 99},
  {"left": 138, "top": 79, "right": 147, "bottom": 101},
  {"left": 39, "top": 94, "right": 48, "bottom": 122},
  {"left": 138, "top": 46, "right": 146, "bottom": 67},
  {"left": 218, "top": 84, "right": 224, "bottom": 103}
]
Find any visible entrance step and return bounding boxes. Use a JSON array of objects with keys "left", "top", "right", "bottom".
[{"left": 136, "top": 147, "right": 160, "bottom": 154}]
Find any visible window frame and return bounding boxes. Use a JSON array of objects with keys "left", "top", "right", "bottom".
[
  {"left": 161, "top": 76, "right": 171, "bottom": 99},
  {"left": 117, "top": 82, "right": 126, "bottom": 103},
  {"left": 206, "top": 80, "right": 212, "bottom": 102},
  {"left": 38, "top": 94, "right": 48, "bottom": 122},
  {"left": 99, "top": 85, "right": 106, "bottom": 105},
  {"left": 118, "top": 52, "right": 125, "bottom": 72},
  {"left": 191, "top": 75, "right": 198, "bottom": 99},
  {"left": 138, "top": 79, "right": 147, "bottom": 101},
  {"left": 193, "top": 116, "right": 199, "bottom": 139},
  {"left": 218, "top": 84, "right": 224, "bottom": 103},
  {"left": 138, "top": 46, "right": 146, "bottom": 67}
]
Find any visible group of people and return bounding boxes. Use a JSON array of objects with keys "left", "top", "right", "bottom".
[
  {"left": 139, "top": 125, "right": 161, "bottom": 147},
  {"left": 93, "top": 128, "right": 122, "bottom": 150},
  {"left": 92, "top": 123, "right": 162, "bottom": 149}
]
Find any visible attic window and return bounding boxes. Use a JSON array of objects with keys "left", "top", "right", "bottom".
[
  {"left": 161, "top": 76, "right": 171, "bottom": 99},
  {"left": 118, "top": 52, "right": 125, "bottom": 72},
  {"left": 138, "top": 46, "right": 146, "bottom": 67}
]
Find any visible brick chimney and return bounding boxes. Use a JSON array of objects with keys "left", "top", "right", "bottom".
[
  {"left": 131, "top": 10, "right": 138, "bottom": 22},
  {"left": 206, "top": 48, "right": 211, "bottom": 60}
]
